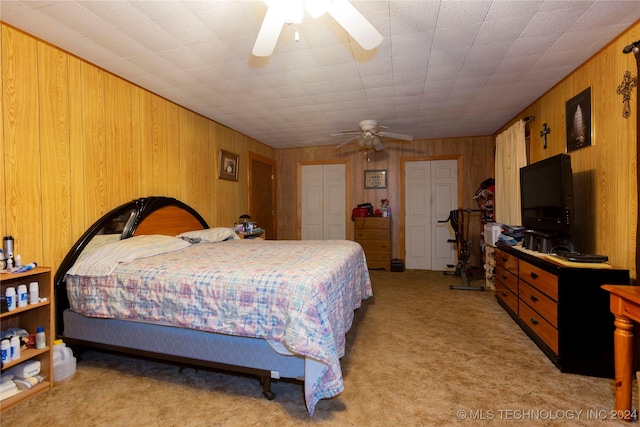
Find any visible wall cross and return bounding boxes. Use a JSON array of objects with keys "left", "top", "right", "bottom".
[
  {"left": 540, "top": 123, "right": 550, "bottom": 149},
  {"left": 616, "top": 71, "right": 637, "bottom": 118}
]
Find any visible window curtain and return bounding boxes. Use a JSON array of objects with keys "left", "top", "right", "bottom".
[{"left": 494, "top": 120, "right": 527, "bottom": 226}]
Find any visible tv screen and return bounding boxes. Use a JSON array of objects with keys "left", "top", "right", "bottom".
[{"left": 520, "top": 154, "right": 574, "bottom": 237}]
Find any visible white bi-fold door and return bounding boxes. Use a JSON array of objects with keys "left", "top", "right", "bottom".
[
  {"left": 405, "top": 160, "right": 457, "bottom": 270},
  {"left": 301, "top": 164, "right": 346, "bottom": 240}
]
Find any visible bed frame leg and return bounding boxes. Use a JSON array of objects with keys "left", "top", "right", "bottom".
[{"left": 260, "top": 376, "right": 276, "bottom": 400}]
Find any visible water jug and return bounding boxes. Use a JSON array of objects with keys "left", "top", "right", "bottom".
[{"left": 52, "top": 339, "right": 76, "bottom": 383}]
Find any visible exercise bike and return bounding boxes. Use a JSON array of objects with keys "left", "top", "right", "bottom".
[{"left": 438, "top": 208, "right": 484, "bottom": 291}]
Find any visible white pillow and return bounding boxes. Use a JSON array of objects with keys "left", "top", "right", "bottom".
[
  {"left": 176, "top": 227, "right": 240, "bottom": 243},
  {"left": 66, "top": 234, "right": 190, "bottom": 277}
]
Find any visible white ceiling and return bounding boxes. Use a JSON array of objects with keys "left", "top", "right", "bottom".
[{"left": 2, "top": 1, "right": 640, "bottom": 149}]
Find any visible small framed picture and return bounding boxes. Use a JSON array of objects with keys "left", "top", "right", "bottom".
[
  {"left": 565, "top": 86, "right": 592, "bottom": 152},
  {"left": 219, "top": 149, "right": 239, "bottom": 181},
  {"left": 364, "top": 169, "right": 387, "bottom": 189}
]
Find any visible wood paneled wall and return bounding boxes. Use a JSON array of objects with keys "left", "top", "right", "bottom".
[
  {"left": 276, "top": 137, "right": 495, "bottom": 266},
  {"left": 496, "top": 20, "right": 640, "bottom": 280},
  {"left": 0, "top": 24, "right": 274, "bottom": 274}
]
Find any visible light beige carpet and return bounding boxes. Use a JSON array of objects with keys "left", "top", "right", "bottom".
[{"left": 1, "top": 270, "right": 634, "bottom": 426}]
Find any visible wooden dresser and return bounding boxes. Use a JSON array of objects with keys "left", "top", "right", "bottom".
[
  {"left": 494, "top": 243, "right": 630, "bottom": 378},
  {"left": 354, "top": 217, "right": 391, "bottom": 271}
]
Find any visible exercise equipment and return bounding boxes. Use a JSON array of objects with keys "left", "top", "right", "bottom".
[{"left": 439, "top": 208, "right": 485, "bottom": 291}]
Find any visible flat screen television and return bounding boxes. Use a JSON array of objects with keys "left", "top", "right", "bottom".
[{"left": 520, "top": 153, "right": 574, "bottom": 237}]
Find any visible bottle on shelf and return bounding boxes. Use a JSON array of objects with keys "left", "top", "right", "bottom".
[
  {"left": 29, "top": 282, "right": 39, "bottom": 305},
  {"left": 0, "top": 339, "right": 9, "bottom": 363},
  {"left": 17, "top": 284, "right": 28, "bottom": 307},
  {"left": 5, "top": 287, "right": 16, "bottom": 311},
  {"left": 35, "top": 327, "right": 46, "bottom": 350},
  {"left": 10, "top": 336, "right": 20, "bottom": 360}
]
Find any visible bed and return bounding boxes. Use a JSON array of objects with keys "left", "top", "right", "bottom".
[{"left": 54, "top": 196, "right": 372, "bottom": 415}]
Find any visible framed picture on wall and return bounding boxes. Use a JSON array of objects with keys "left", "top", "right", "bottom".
[
  {"left": 565, "top": 86, "right": 592, "bottom": 152},
  {"left": 364, "top": 169, "right": 387, "bottom": 189},
  {"left": 219, "top": 149, "right": 239, "bottom": 181}
]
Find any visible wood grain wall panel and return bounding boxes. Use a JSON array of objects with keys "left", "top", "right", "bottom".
[
  {"left": 80, "top": 63, "right": 107, "bottom": 226},
  {"left": 1, "top": 27, "right": 43, "bottom": 263},
  {"left": 166, "top": 101, "right": 181, "bottom": 199},
  {"left": 193, "top": 114, "right": 213, "bottom": 222},
  {"left": 129, "top": 85, "right": 143, "bottom": 199},
  {"left": 105, "top": 73, "right": 135, "bottom": 208},
  {"left": 37, "top": 42, "right": 71, "bottom": 269},
  {"left": 140, "top": 91, "right": 167, "bottom": 196},
  {"left": 178, "top": 108, "right": 196, "bottom": 211},
  {"left": 67, "top": 56, "right": 86, "bottom": 242}
]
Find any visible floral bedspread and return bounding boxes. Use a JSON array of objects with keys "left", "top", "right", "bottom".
[{"left": 66, "top": 239, "right": 372, "bottom": 415}]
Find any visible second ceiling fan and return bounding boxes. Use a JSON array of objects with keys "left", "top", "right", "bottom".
[
  {"left": 252, "top": 0, "right": 383, "bottom": 57},
  {"left": 333, "top": 120, "right": 413, "bottom": 152}
]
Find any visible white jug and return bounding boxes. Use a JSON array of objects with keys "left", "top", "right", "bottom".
[{"left": 52, "top": 339, "right": 76, "bottom": 383}]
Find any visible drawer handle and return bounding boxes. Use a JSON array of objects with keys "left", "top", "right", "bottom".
[
  {"left": 501, "top": 274, "right": 508, "bottom": 280},
  {"left": 530, "top": 272, "right": 539, "bottom": 280},
  {"left": 501, "top": 291, "right": 508, "bottom": 297},
  {"left": 530, "top": 317, "right": 539, "bottom": 325},
  {"left": 530, "top": 295, "right": 538, "bottom": 303}
]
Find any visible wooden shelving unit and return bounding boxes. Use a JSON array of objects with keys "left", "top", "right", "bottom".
[{"left": 1, "top": 267, "right": 53, "bottom": 412}]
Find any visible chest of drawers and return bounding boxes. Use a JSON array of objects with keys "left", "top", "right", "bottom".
[
  {"left": 495, "top": 243, "right": 630, "bottom": 378},
  {"left": 354, "top": 217, "right": 391, "bottom": 271}
]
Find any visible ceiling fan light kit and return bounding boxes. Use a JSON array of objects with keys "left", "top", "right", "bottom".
[
  {"left": 253, "top": 0, "right": 383, "bottom": 57},
  {"left": 333, "top": 120, "right": 413, "bottom": 152}
]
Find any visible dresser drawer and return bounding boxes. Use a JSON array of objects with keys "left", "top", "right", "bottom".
[
  {"left": 366, "top": 252, "right": 391, "bottom": 263},
  {"left": 519, "top": 301, "right": 559, "bottom": 354},
  {"left": 519, "top": 261, "right": 558, "bottom": 300},
  {"left": 519, "top": 281, "right": 558, "bottom": 326},
  {"left": 495, "top": 264, "right": 518, "bottom": 295},
  {"left": 358, "top": 240, "right": 391, "bottom": 253},
  {"left": 354, "top": 217, "right": 390, "bottom": 230},
  {"left": 496, "top": 249, "right": 518, "bottom": 273},
  {"left": 495, "top": 281, "right": 518, "bottom": 314},
  {"left": 354, "top": 229, "right": 391, "bottom": 240}
]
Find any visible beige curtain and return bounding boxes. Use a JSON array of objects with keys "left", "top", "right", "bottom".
[{"left": 495, "top": 120, "right": 527, "bottom": 226}]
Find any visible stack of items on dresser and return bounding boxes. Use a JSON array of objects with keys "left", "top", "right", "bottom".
[{"left": 497, "top": 225, "right": 526, "bottom": 246}]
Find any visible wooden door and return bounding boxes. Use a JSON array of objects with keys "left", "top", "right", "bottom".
[{"left": 248, "top": 152, "right": 276, "bottom": 240}]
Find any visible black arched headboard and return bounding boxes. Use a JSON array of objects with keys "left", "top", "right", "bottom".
[{"left": 54, "top": 196, "right": 208, "bottom": 337}]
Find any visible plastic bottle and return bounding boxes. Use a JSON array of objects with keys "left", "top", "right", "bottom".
[
  {"left": 36, "top": 326, "right": 46, "bottom": 350},
  {"left": 5, "top": 287, "right": 16, "bottom": 311},
  {"left": 10, "top": 336, "right": 20, "bottom": 360},
  {"left": 17, "top": 284, "right": 28, "bottom": 307},
  {"left": 0, "top": 339, "right": 9, "bottom": 363},
  {"left": 29, "top": 281, "right": 39, "bottom": 304},
  {"left": 14, "top": 262, "right": 37, "bottom": 273},
  {"left": 53, "top": 340, "right": 76, "bottom": 383},
  {"left": 14, "top": 254, "right": 22, "bottom": 268}
]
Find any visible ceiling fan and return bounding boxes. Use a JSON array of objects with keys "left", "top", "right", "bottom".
[
  {"left": 333, "top": 120, "right": 414, "bottom": 152},
  {"left": 252, "top": 0, "right": 383, "bottom": 57}
]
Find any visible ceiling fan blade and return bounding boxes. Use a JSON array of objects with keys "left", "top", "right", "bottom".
[
  {"left": 327, "top": 0, "right": 383, "bottom": 50},
  {"left": 335, "top": 135, "right": 360, "bottom": 149},
  {"left": 252, "top": 6, "right": 285, "bottom": 57},
  {"left": 378, "top": 131, "right": 413, "bottom": 141},
  {"left": 331, "top": 130, "right": 360, "bottom": 136}
]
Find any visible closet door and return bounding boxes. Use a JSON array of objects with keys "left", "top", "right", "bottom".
[
  {"left": 301, "top": 164, "right": 346, "bottom": 240},
  {"left": 405, "top": 160, "right": 457, "bottom": 270}
]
